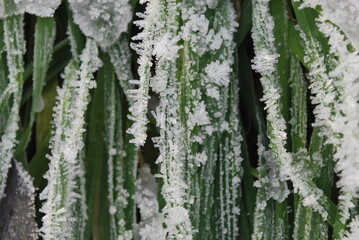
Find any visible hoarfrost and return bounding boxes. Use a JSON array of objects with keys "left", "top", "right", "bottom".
[
  {"left": 0, "top": 13, "right": 25, "bottom": 201},
  {"left": 252, "top": 0, "right": 330, "bottom": 219},
  {"left": 204, "top": 61, "right": 231, "bottom": 87},
  {"left": 135, "top": 164, "right": 166, "bottom": 240},
  {"left": 68, "top": 0, "right": 132, "bottom": 48},
  {"left": 344, "top": 216, "right": 359, "bottom": 240},
  {"left": 40, "top": 39, "right": 101, "bottom": 239},
  {"left": 153, "top": 34, "right": 182, "bottom": 61},
  {"left": 297, "top": 0, "right": 359, "bottom": 50},
  {"left": 0, "top": 0, "right": 60, "bottom": 18},
  {"left": 127, "top": 0, "right": 163, "bottom": 146},
  {"left": 188, "top": 101, "right": 210, "bottom": 130}
]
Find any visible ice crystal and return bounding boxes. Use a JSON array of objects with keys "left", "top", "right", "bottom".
[
  {"left": 135, "top": 164, "right": 166, "bottom": 240},
  {"left": 297, "top": 0, "right": 359, "bottom": 50},
  {"left": 344, "top": 216, "right": 359, "bottom": 240},
  {"left": 0, "top": 0, "right": 60, "bottom": 18},
  {"left": 252, "top": 0, "right": 330, "bottom": 219},
  {"left": 68, "top": 0, "right": 132, "bottom": 48},
  {"left": 204, "top": 61, "right": 231, "bottom": 87},
  {"left": 40, "top": 39, "right": 101, "bottom": 239},
  {"left": 108, "top": 37, "right": 134, "bottom": 102},
  {"left": 127, "top": 0, "right": 163, "bottom": 146},
  {"left": 0, "top": 13, "right": 25, "bottom": 201}
]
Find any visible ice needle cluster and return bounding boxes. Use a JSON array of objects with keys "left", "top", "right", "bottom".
[{"left": 40, "top": 39, "right": 101, "bottom": 239}]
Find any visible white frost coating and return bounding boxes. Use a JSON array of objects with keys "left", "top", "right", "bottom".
[
  {"left": 344, "top": 217, "right": 359, "bottom": 240},
  {"left": 296, "top": 12, "right": 359, "bottom": 229},
  {"left": 153, "top": 34, "right": 182, "bottom": 61},
  {"left": 187, "top": 101, "right": 210, "bottom": 131},
  {"left": 254, "top": 141, "right": 289, "bottom": 202},
  {"left": 22, "top": 0, "right": 61, "bottom": 17},
  {"left": 15, "top": 161, "right": 35, "bottom": 200},
  {"left": 0, "top": 14, "right": 25, "bottom": 201},
  {"left": 204, "top": 61, "right": 231, "bottom": 87},
  {"left": 181, "top": 9, "right": 209, "bottom": 55},
  {"left": 108, "top": 37, "right": 134, "bottom": 102},
  {"left": 0, "top": 0, "right": 60, "bottom": 18},
  {"left": 303, "top": 11, "right": 359, "bottom": 235},
  {"left": 135, "top": 164, "right": 166, "bottom": 240},
  {"left": 315, "top": 11, "right": 359, "bottom": 205},
  {"left": 68, "top": 0, "right": 132, "bottom": 48},
  {"left": 40, "top": 39, "right": 102, "bottom": 239},
  {"left": 127, "top": 0, "right": 163, "bottom": 146},
  {"left": 297, "top": 0, "right": 359, "bottom": 50},
  {"left": 252, "top": 0, "right": 329, "bottom": 219}
]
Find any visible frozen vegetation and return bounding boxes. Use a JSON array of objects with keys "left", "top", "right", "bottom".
[{"left": 0, "top": 0, "right": 358, "bottom": 239}]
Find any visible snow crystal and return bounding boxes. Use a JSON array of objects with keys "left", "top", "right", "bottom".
[
  {"left": 206, "top": 86, "right": 220, "bottom": 99},
  {"left": 68, "top": 0, "right": 132, "bottom": 48}
]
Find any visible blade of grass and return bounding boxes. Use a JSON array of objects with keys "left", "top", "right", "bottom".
[
  {"left": 236, "top": 0, "right": 252, "bottom": 45},
  {"left": 103, "top": 51, "right": 135, "bottom": 239},
  {"left": 14, "top": 16, "right": 56, "bottom": 158},
  {"left": 40, "top": 39, "right": 101, "bottom": 239},
  {"left": 84, "top": 52, "right": 110, "bottom": 240},
  {"left": 252, "top": 0, "right": 337, "bottom": 227}
]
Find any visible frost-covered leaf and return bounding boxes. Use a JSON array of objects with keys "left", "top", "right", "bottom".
[
  {"left": 134, "top": 0, "right": 242, "bottom": 239},
  {"left": 127, "top": 0, "right": 164, "bottom": 146},
  {"left": 251, "top": 0, "right": 333, "bottom": 221},
  {"left": 102, "top": 53, "right": 137, "bottom": 239},
  {"left": 108, "top": 36, "right": 134, "bottom": 102},
  {"left": 40, "top": 39, "right": 101, "bottom": 239},
  {"left": 0, "top": 0, "right": 60, "bottom": 18},
  {"left": 297, "top": 0, "right": 359, "bottom": 50},
  {"left": 68, "top": 0, "right": 132, "bottom": 48},
  {"left": 0, "top": 12, "right": 25, "bottom": 201},
  {"left": 295, "top": 5, "right": 359, "bottom": 236}
]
